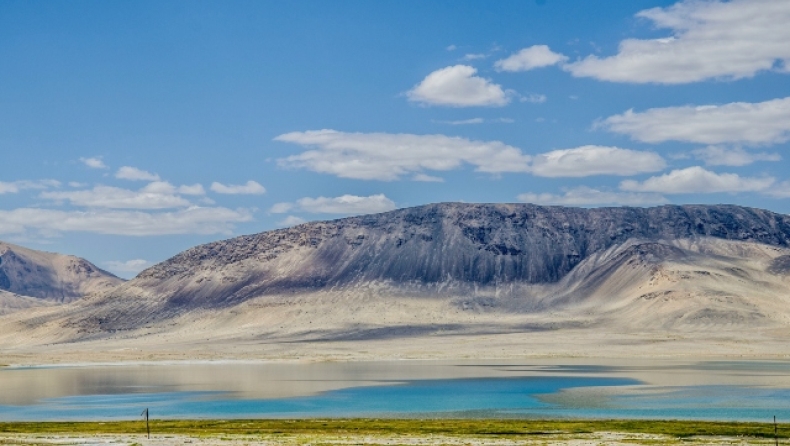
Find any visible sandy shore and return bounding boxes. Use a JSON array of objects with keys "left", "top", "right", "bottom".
[{"left": 4, "top": 326, "right": 790, "bottom": 368}]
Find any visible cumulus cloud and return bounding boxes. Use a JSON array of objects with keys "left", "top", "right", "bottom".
[
  {"left": 275, "top": 130, "right": 531, "bottom": 180},
  {"left": 210, "top": 180, "right": 266, "bottom": 195},
  {"left": 495, "top": 45, "right": 568, "bottom": 72},
  {"left": 620, "top": 166, "right": 774, "bottom": 194},
  {"left": 0, "top": 207, "right": 253, "bottom": 236},
  {"left": 563, "top": 0, "right": 790, "bottom": 83},
  {"left": 407, "top": 65, "right": 509, "bottom": 107},
  {"left": 40, "top": 183, "right": 192, "bottom": 209},
  {"left": 412, "top": 173, "right": 444, "bottom": 182},
  {"left": 79, "top": 157, "right": 108, "bottom": 169},
  {"left": 0, "top": 180, "right": 60, "bottom": 194},
  {"left": 104, "top": 259, "right": 152, "bottom": 275},
  {"left": 600, "top": 97, "right": 790, "bottom": 146},
  {"left": 115, "top": 166, "right": 160, "bottom": 181},
  {"left": 530, "top": 146, "right": 666, "bottom": 177},
  {"left": 517, "top": 186, "right": 668, "bottom": 206},
  {"left": 271, "top": 194, "right": 396, "bottom": 216},
  {"left": 269, "top": 202, "right": 293, "bottom": 214},
  {"left": 177, "top": 183, "right": 206, "bottom": 195},
  {"left": 691, "top": 146, "right": 781, "bottom": 166}
]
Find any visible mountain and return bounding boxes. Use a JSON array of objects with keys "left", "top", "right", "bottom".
[
  {"left": 2, "top": 203, "right": 790, "bottom": 360},
  {"left": 117, "top": 202, "right": 790, "bottom": 305},
  {"left": 0, "top": 241, "right": 123, "bottom": 303}
]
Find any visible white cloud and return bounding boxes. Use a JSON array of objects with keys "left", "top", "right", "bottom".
[
  {"left": 600, "top": 97, "right": 790, "bottom": 146},
  {"left": 271, "top": 194, "right": 396, "bottom": 216},
  {"left": 446, "top": 45, "right": 457, "bottom": 51},
  {"left": 0, "top": 183, "right": 20, "bottom": 194},
  {"left": 406, "top": 65, "right": 509, "bottom": 107},
  {"left": 115, "top": 166, "right": 160, "bottom": 181},
  {"left": 462, "top": 53, "right": 487, "bottom": 61},
  {"left": 40, "top": 183, "right": 192, "bottom": 209},
  {"left": 517, "top": 186, "right": 668, "bottom": 206},
  {"left": 620, "top": 166, "right": 774, "bottom": 194},
  {"left": 433, "top": 117, "right": 514, "bottom": 125},
  {"left": 412, "top": 173, "right": 444, "bottom": 182},
  {"left": 563, "top": 0, "right": 790, "bottom": 84},
  {"left": 140, "top": 181, "right": 177, "bottom": 195},
  {"left": 0, "top": 207, "right": 253, "bottom": 236},
  {"left": 434, "top": 118, "right": 485, "bottom": 125},
  {"left": 0, "top": 180, "right": 60, "bottom": 194},
  {"left": 692, "top": 146, "right": 781, "bottom": 166},
  {"left": 530, "top": 146, "right": 666, "bottom": 177},
  {"left": 495, "top": 45, "right": 568, "bottom": 72},
  {"left": 177, "top": 183, "right": 206, "bottom": 195},
  {"left": 269, "top": 202, "right": 293, "bottom": 214},
  {"left": 278, "top": 215, "right": 307, "bottom": 227},
  {"left": 210, "top": 180, "right": 266, "bottom": 195},
  {"left": 768, "top": 181, "right": 790, "bottom": 199},
  {"left": 79, "top": 157, "right": 108, "bottom": 169},
  {"left": 104, "top": 259, "right": 152, "bottom": 274},
  {"left": 275, "top": 129, "right": 531, "bottom": 180},
  {"left": 520, "top": 93, "right": 547, "bottom": 104}
]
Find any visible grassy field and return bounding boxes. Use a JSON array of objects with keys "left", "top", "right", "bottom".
[{"left": 0, "top": 418, "right": 787, "bottom": 438}]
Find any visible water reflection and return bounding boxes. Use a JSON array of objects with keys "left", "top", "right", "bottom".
[{"left": 1, "top": 359, "right": 789, "bottom": 421}]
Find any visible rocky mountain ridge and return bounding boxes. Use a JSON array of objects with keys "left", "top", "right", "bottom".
[{"left": 120, "top": 203, "right": 790, "bottom": 306}]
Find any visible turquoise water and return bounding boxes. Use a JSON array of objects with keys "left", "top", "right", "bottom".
[
  {"left": 0, "top": 376, "right": 635, "bottom": 420},
  {"left": 1, "top": 362, "right": 790, "bottom": 421},
  {"left": 2, "top": 376, "right": 790, "bottom": 421}
]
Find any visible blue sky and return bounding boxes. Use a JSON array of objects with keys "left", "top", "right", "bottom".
[{"left": 1, "top": 0, "right": 789, "bottom": 278}]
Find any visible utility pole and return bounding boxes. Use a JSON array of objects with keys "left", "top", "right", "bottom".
[{"left": 141, "top": 408, "right": 150, "bottom": 439}]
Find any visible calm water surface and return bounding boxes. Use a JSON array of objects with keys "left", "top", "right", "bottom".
[{"left": 1, "top": 360, "right": 789, "bottom": 421}]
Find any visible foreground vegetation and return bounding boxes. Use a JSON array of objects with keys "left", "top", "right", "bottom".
[{"left": 0, "top": 418, "right": 787, "bottom": 439}]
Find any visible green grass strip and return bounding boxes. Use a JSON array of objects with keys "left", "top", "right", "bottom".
[{"left": 0, "top": 419, "right": 788, "bottom": 439}]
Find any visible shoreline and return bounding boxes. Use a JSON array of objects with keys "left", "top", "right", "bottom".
[
  {"left": 1, "top": 418, "right": 788, "bottom": 446},
  {"left": 1, "top": 418, "right": 788, "bottom": 433},
  {"left": 4, "top": 352, "right": 790, "bottom": 369}
]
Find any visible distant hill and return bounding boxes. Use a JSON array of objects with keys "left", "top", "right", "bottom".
[
  {"left": 0, "top": 241, "right": 123, "bottom": 303},
  {"left": 2, "top": 203, "right": 790, "bottom": 359}
]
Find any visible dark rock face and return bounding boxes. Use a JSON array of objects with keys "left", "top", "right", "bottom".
[{"left": 130, "top": 203, "right": 790, "bottom": 306}]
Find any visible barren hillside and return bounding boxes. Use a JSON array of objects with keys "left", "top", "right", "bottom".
[
  {"left": 2, "top": 203, "right": 790, "bottom": 362},
  {"left": 0, "top": 241, "right": 123, "bottom": 304}
]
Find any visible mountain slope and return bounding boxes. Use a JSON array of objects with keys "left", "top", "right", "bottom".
[
  {"left": 0, "top": 241, "right": 124, "bottom": 303},
  {"left": 115, "top": 203, "right": 790, "bottom": 307},
  {"left": 0, "top": 290, "right": 52, "bottom": 316},
  {"left": 2, "top": 203, "right": 790, "bottom": 359}
]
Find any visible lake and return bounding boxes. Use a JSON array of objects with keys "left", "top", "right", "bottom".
[{"left": 1, "top": 360, "right": 789, "bottom": 421}]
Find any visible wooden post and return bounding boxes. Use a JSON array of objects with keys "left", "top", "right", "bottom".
[
  {"left": 141, "top": 408, "right": 150, "bottom": 439},
  {"left": 775, "top": 415, "right": 778, "bottom": 446}
]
